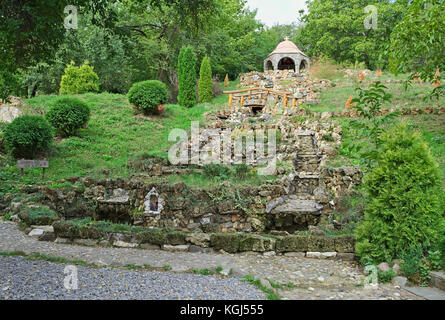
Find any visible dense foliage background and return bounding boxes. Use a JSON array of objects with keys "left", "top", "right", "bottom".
[{"left": 1, "top": 0, "right": 442, "bottom": 101}]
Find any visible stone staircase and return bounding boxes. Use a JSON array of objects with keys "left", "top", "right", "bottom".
[{"left": 268, "top": 130, "right": 327, "bottom": 232}]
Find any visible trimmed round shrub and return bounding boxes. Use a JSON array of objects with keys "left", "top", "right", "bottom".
[
  {"left": 128, "top": 80, "right": 168, "bottom": 114},
  {"left": 46, "top": 97, "right": 90, "bottom": 137},
  {"left": 5, "top": 115, "right": 53, "bottom": 159},
  {"left": 355, "top": 123, "right": 445, "bottom": 264}
]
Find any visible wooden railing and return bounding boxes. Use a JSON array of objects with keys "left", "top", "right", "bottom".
[{"left": 223, "top": 87, "right": 297, "bottom": 107}]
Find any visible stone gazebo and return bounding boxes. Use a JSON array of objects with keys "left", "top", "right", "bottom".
[{"left": 264, "top": 37, "right": 310, "bottom": 73}]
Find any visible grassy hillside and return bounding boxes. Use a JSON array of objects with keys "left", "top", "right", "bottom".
[
  {"left": 0, "top": 75, "right": 443, "bottom": 193},
  {"left": 22, "top": 93, "right": 209, "bottom": 181}
]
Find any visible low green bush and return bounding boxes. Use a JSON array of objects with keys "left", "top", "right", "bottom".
[
  {"left": 233, "top": 163, "right": 250, "bottom": 180},
  {"left": 377, "top": 269, "right": 397, "bottom": 283},
  {"left": 203, "top": 163, "right": 232, "bottom": 180},
  {"left": 59, "top": 61, "right": 99, "bottom": 95},
  {"left": 46, "top": 97, "right": 91, "bottom": 137},
  {"left": 128, "top": 80, "right": 168, "bottom": 114},
  {"left": 356, "top": 123, "right": 444, "bottom": 263},
  {"left": 4, "top": 115, "right": 53, "bottom": 159}
]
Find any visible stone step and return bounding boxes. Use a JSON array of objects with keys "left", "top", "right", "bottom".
[
  {"left": 271, "top": 199, "right": 323, "bottom": 215},
  {"left": 429, "top": 271, "right": 445, "bottom": 291},
  {"left": 403, "top": 286, "right": 445, "bottom": 300}
]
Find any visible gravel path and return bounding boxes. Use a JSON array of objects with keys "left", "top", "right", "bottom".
[
  {"left": 0, "top": 221, "right": 422, "bottom": 300},
  {"left": 0, "top": 256, "right": 264, "bottom": 300}
]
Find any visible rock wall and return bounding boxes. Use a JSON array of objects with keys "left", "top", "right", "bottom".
[
  {"left": 6, "top": 163, "right": 362, "bottom": 235},
  {"left": 52, "top": 219, "right": 356, "bottom": 256}
]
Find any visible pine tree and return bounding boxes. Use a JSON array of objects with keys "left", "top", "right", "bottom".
[
  {"left": 177, "top": 46, "right": 197, "bottom": 108},
  {"left": 224, "top": 74, "right": 229, "bottom": 87},
  {"left": 198, "top": 56, "right": 213, "bottom": 103}
]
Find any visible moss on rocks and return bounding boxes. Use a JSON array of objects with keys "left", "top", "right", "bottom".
[
  {"left": 275, "top": 235, "right": 308, "bottom": 253},
  {"left": 166, "top": 231, "right": 187, "bottom": 245},
  {"left": 135, "top": 229, "right": 166, "bottom": 245},
  {"left": 308, "top": 236, "right": 336, "bottom": 252},
  {"left": 210, "top": 233, "right": 240, "bottom": 253},
  {"left": 334, "top": 235, "right": 355, "bottom": 253},
  {"left": 53, "top": 221, "right": 79, "bottom": 239},
  {"left": 19, "top": 206, "right": 59, "bottom": 226},
  {"left": 78, "top": 226, "right": 102, "bottom": 239},
  {"left": 239, "top": 234, "right": 275, "bottom": 252}
]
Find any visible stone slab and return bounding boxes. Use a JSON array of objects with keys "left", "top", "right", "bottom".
[{"left": 403, "top": 286, "right": 445, "bottom": 300}]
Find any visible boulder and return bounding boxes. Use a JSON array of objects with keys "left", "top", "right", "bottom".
[
  {"left": 392, "top": 263, "right": 401, "bottom": 275},
  {"left": 185, "top": 233, "right": 211, "bottom": 248},
  {"left": 377, "top": 262, "right": 390, "bottom": 273}
]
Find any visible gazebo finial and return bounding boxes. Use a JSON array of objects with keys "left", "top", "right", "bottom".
[{"left": 284, "top": 36, "right": 289, "bottom": 41}]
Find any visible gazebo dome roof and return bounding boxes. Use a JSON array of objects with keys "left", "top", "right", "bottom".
[{"left": 268, "top": 38, "right": 307, "bottom": 57}]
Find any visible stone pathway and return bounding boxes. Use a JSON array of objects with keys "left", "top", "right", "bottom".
[
  {"left": 0, "top": 256, "right": 263, "bottom": 300},
  {"left": 0, "top": 221, "right": 422, "bottom": 300}
]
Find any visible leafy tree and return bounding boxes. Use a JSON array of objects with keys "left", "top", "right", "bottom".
[
  {"left": 296, "top": 0, "right": 408, "bottom": 69},
  {"left": 0, "top": 0, "right": 117, "bottom": 71},
  {"left": 355, "top": 123, "right": 445, "bottom": 263},
  {"left": 59, "top": 61, "right": 99, "bottom": 95},
  {"left": 350, "top": 82, "right": 396, "bottom": 148},
  {"left": 177, "top": 46, "right": 197, "bottom": 108},
  {"left": 198, "top": 56, "right": 213, "bottom": 103},
  {"left": 389, "top": 0, "right": 445, "bottom": 99}
]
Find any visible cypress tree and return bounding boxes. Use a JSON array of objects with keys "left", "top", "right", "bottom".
[
  {"left": 355, "top": 123, "right": 445, "bottom": 263},
  {"left": 177, "top": 46, "right": 197, "bottom": 108},
  {"left": 198, "top": 56, "right": 213, "bottom": 103},
  {"left": 224, "top": 74, "right": 229, "bottom": 87}
]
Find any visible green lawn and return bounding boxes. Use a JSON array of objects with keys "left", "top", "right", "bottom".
[
  {"left": 312, "top": 80, "right": 443, "bottom": 113},
  {"left": 21, "top": 92, "right": 210, "bottom": 181},
  {"left": 1, "top": 79, "right": 278, "bottom": 190},
  {"left": 335, "top": 114, "right": 445, "bottom": 186}
]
